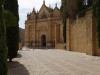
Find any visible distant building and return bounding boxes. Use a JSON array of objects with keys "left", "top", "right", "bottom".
[
  {"left": 19, "top": 28, "right": 25, "bottom": 45},
  {"left": 19, "top": 28, "right": 25, "bottom": 49},
  {"left": 25, "top": 0, "right": 63, "bottom": 47}
]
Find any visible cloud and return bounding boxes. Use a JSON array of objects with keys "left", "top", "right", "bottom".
[{"left": 18, "top": 0, "right": 61, "bottom": 28}]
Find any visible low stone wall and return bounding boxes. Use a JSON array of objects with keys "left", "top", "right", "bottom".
[{"left": 55, "top": 43, "right": 65, "bottom": 50}]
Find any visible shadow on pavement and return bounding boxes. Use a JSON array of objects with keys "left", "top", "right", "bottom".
[
  {"left": 29, "top": 46, "right": 54, "bottom": 49},
  {"left": 16, "top": 53, "right": 22, "bottom": 58},
  {"left": 8, "top": 61, "right": 29, "bottom": 75}
]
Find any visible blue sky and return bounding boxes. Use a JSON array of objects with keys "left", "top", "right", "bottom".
[{"left": 18, "top": 0, "right": 61, "bottom": 29}]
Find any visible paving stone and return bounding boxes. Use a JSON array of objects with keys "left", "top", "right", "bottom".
[{"left": 8, "top": 48, "right": 100, "bottom": 75}]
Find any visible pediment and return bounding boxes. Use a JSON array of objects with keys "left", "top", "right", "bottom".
[
  {"left": 38, "top": 4, "right": 50, "bottom": 15},
  {"left": 54, "top": 7, "right": 60, "bottom": 13}
]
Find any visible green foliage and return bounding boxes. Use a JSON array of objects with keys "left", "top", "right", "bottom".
[
  {"left": 67, "top": 0, "right": 77, "bottom": 19},
  {"left": 0, "top": 0, "right": 8, "bottom": 74},
  {"left": 93, "top": 0, "right": 98, "bottom": 17},
  {"left": 60, "top": 0, "right": 86, "bottom": 43},
  {"left": 0, "top": 0, "right": 5, "bottom": 5},
  {"left": 60, "top": 0, "right": 94, "bottom": 43},
  {"left": 88, "top": 0, "right": 93, "bottom": 7},
  {"left": 4, "top": 0, "right": 19, "bottom": 61},
  {"left": 4, "top": 10, "right": 18, "bottom": 60},
  {"left": 63, "top": 19, "right": 66, "bottom": 43},
  {"left": 7, "top": 26, "right": 19, "bottom": 60},
  {"left": 77, "top": 0, "right": 93, "bottom": 17},
  {"left": 60, "top": 0, "right": 67, "bottom": 43},
  {"left": 60, "top": 0, "right": 67, "bottom": 19},
  {"left": 77, "top": 0, "right": 84, "bottom": 12},
  {"left": 61, "top": 0, "right": 100, "bottom": 49},
  {"left": 4, "top": 0, "right": 19, "bottom": 21},
  {"left": 93, "top": 0, "right": 100, "bottom": 48},
  {"left": 4, "top": 10, "right": 17, "bottom": 27}
]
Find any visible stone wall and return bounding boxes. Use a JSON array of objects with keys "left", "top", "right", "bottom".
[
  {"left": 66, "top": 12, "right": 100, "bottom": 56},
  {"left": 55, "top": 43, "right": 65, "bottom": 50}
]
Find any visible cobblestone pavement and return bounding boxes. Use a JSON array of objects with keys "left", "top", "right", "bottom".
[{"left": 8, "top": 49, "right": 100, "bottom": 75}]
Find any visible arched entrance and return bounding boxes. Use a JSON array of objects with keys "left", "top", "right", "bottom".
[{"left": 41, "top": 35, "right": 46, "bottom": 46}]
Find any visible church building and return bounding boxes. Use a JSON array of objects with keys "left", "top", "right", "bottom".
[{"left": 25, "top": 0, "right": 63, "bottom": 47}]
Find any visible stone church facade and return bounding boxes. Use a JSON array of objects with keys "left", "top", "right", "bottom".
[{"left": 25, "top": 1, "right": 63, "bottom": 47}]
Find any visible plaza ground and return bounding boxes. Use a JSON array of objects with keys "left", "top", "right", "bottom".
[{"left": 8, "top": 48, "right": 100, "bottom": 75}]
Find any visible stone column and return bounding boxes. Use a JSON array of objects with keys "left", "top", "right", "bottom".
[
  {"left": 60, "top": 24, "right": 64, "bottom": 43},
  {"left": 55, "top": 25, "right": 57, "bottom": 47},
  {"left": 37, "top": 30, "right": 39, "bottom": 46},
  {"left": 66, "top": 18, "right": 70, "bottom": 51},
  {"left": 33, "top": 29, "right": 35, "bottom": 46},
  {"left": 35, "top": 29, "right": 38, "bottom": 47},
  {"left": 25, "top": 25, "right": 30, "bottom": 46}
]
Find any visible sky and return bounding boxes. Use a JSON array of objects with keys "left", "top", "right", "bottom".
[{"left": 18, "top": 0, "right": 61, "bottom": 29}]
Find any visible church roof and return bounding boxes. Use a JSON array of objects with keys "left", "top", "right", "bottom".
[
  {"left": 38, "top": 0, "right": 59, "bottom": 13},
  {"left": 27, "top": 0, "right": 60, "bottom": 20},
  {"left": 45, "top": 5, "right": 53, "bottom": 12},
  {"left": 54, "top": 6, "right": 60, "bottom": 11}
]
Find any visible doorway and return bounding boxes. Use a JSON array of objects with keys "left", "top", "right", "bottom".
[{"left": 41, "top": 35, "right": 46, "bottom": 46}]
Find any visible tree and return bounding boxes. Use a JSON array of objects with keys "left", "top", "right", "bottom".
[
  {"left": 61, "top": 0, "right": 83, "bottom": 43},
  {"left": 60, "top": 0, "right": 92, "bottom": 43},
  {"left": 4, "top": 10, "right": 17, "bottom": 62},
  {"left": 0, "top": 0, "right": 8, "bottom": 74},
  {"left": 4, "top": 0, "right": 19, "bottom": 62},
  {"left": 60, "top": 0, "right": 67, "bottom": 43},
  {"left": 93, "top": 0, "right": 100, "bottom": 48},
  {"left": 96, "top": 0, "right": 100, "bottom": 48},
  {"left": 88, "top": 0, "right": 93, "bottom": 7},
  {"left": 66, "top": 0, "right": 78, "bottom": 18}
]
